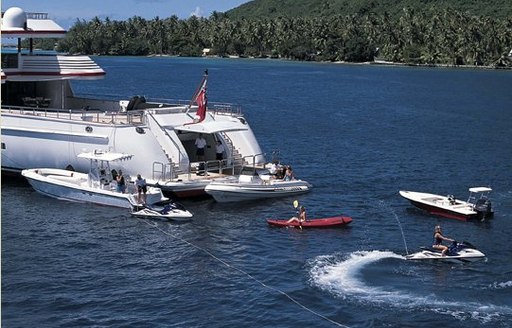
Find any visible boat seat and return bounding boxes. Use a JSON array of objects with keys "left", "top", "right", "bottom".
[
  {"left": 259, "top": 174, "right": 272, "bottom": 184},
  {"left": 45, "top": 174, "right": 83, "bottom": 184},
  {"left": 238, "top": 175, "right": 253, "bottom": 183}
]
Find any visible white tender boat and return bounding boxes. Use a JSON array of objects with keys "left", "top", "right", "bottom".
[
  {"left": 204, "top": 168, "right": 312, "bottom": 202},
  {"left": 1, "top": 7, "right": 265, "bottom": 198},
  {"left": 406, "top": 241, "right": 486, "bottom": 263},
  {"left": 399, "top": 187, "right": 493, "bottom": 221},
  {"left": 22, "top": 150, "right": 192, "bottom": 219}
]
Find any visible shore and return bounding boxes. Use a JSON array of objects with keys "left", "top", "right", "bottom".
[{"left": 193, "top": 53, "right": 512, "bottom": 70}]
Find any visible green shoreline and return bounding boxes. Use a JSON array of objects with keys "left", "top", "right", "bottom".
[{"left": 143, "top": 53, "right": 512, "bottom": 70}]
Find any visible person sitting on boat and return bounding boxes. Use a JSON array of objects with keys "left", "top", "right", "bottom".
[
  {"left": 283, "top": 166, "right": 295, "bottom": 181},
  {"left": 268, "top": 160, "right": 281, "bottom": 178},
  {"left": 136, "top": 174, "right": 147, "bottom": 204},
  {"left": 116, "top": 170, "right": 126, "bottom": 193},
  {"left": 432, "top": 225, "right": 454, "bottom": 256},
  {"left": 287, "top": 206, "right": 307, "bottom": 224}
]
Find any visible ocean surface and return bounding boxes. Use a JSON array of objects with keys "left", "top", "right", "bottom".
[{"left": 2, "top": 57, "right": 512, "bottom": 328}]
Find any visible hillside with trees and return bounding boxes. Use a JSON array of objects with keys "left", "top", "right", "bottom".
[
  {"left": 51, "top": 0, "right": 512, "bottom": 67},
  {"left": 226, "top": 0, "right": 512, "bottom": 20}
]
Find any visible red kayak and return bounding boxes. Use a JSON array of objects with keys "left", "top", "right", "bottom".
[{"left": 266, "top": 216, "right": 352, "bottom": 228}]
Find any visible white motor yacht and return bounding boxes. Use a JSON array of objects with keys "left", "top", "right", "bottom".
[{"left": 1, "top": 7, "right": 265, "bottom": 198}]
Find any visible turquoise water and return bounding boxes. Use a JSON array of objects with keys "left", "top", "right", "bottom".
[{"left": 2, "top": 57, "right": 512, "bottom": 327}]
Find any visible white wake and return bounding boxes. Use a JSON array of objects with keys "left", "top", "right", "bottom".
[{"left": 309, "top": 250, "right": 512, "bottom": 324}]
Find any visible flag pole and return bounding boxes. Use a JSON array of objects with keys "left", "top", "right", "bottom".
[{"left": 186, "top": 69, "right": 208, "bottom": 114}]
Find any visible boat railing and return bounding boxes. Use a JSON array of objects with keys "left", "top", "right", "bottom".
[
  {"left": 152, "top": 158, "right": 235, "bottom": 182},
  {"left": 209, "top": 103, "right": 242, "bottom": 116},
  {"left": 152, "top": 162, "right": 174, "bottom": 181},
  {"left": 2, "top": 98, "right": 243, "bottom": 127},
  {"left": 241, "top": 153, "right": 267, "bottom": 174},
  {"left": 27, "top": 12, "right": 49, "bottom": 19},
  {"left": 75, "top": 94, "right": 243, "bottom": 116},
  {"left": 188, "top": 159, "right": 235, "bottom": 179},
  {"left": 1, "top": 104, "right": 145, "bottom": 125}
]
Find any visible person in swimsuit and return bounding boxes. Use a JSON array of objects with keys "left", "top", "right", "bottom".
[
  {"left": 432, "top": 225, "right": 454, "bottom": 256},
  {"left": 287, "top": 206, "right": 307, "bottom": 224},
  {"left": 283, "top": 166, "right": 294, "bottom": 181}
]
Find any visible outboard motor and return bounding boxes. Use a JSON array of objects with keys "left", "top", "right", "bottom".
[{"left": 475, "top": 199, "right": 493, "bottom": 218}]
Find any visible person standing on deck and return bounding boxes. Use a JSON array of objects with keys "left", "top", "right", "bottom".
[
  {"left": 195, "top": 134, "right": 207, "bottom": 161},
  {"left": 215, "top": 140, "right": 225, "bottom": 161},
  {"left": 116, "top": 170, "right": 126, "bottom": 193},
  {"left": 135, "top": 174, "right": 147, "bottom": 204}
]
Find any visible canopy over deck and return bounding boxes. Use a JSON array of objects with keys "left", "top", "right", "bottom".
[{"left": 468, "top": 187, "right": 492, "bottom": 193}]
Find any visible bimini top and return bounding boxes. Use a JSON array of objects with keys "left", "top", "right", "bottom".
[
  {"left": 468, "top": 187, "right": 492, "bottom": 193},
  {"left": 77, "top": 150, "right": 134, "bottom": 162},
  {"left": 1, "top": 7, "right": 66, "bottom": 38}
]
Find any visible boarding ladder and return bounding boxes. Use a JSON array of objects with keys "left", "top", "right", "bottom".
[
  {"left": 219, "top": 131, "right": 244, "bottom": 170},
  {"left": 145, "top": 111, "right": 186, "bottom": 179}
]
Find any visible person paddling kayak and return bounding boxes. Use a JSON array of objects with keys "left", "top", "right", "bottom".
[{"left": 287, "top": 205, "right": 307, "bottom": 224}]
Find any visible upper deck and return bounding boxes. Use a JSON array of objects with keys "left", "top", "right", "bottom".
[
  {"left": 1, "top": 7, "right": 66, "bottom": 38},
  {"left": 1, "top": 7, "right": 103, "bottom": 82},
  {"left": 1, "top": 53, "right": 106, "bottom": 81},
  {"left": 1, "top": 97, "right": 243, "bottom": 126}
]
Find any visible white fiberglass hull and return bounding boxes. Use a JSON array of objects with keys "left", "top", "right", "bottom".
[
  {"left": 131, "top": 207, "right": 193, "bottom": 221},
  {"left": 22, "top": 168, "right": 166, "bottom": 209},
  {"left": 399, "top": 190, "right": 477, "bottom": 220},
  {"left": 406, "top": 248, "right": 486, "bottom": 263},
  {"left": 205, "top": 180, "right": 312, "bottom": 202}
]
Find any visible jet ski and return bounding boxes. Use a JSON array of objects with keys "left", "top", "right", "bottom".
[
  {"left": 406, "top": 241, "right": 486, "bottom": 263},
  {"left": 131, "top": 202, "right": 193, "bottom": 221}
]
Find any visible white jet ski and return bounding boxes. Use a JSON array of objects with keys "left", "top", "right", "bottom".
[
  {"left": 131, "top": 202, "right": 193, "bottom": 221},
  {"left": 406, "top": 241, "right": 486, "bottom": 263}
]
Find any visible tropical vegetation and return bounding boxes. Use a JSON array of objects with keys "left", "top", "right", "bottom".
[
  {"left": 39, "top": 1, "right": 512, "bottom": 67},
  {"left": 226, "top": 0, "right": 512, "bottom": 20}
]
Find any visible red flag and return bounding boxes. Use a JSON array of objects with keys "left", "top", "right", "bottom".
[{"left": 194, "top": 77, "right": 207, "bottom": 122}]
